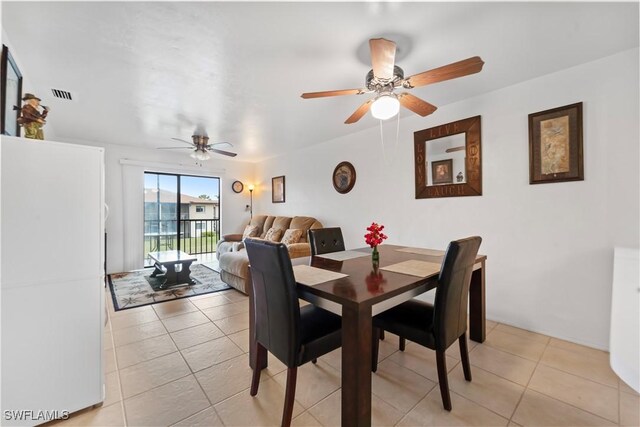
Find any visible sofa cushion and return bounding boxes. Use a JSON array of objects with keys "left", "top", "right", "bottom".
[
  {"left": 219, "top": 251, "right": 250, "bottom": 280},
  {"left": 272, "top": 216, "right": 293, "bottom": 231},
  {"left": 281, "top": 229, "right": 303, "bottom": 245},
  {"left": 290, "top": 216, "right": 323, "bottom": 243},
  {"left": 264, "top": 227, "right": 283, "bottom": 242},
  {"left": 260, "top": 216, "right": 276, "bottom": 238},
  {"left": 249, "top": 215, "right": 268, "bottom": 231},
  {"left": 242, "top": 225, "right": 260, "bottom": 239}
]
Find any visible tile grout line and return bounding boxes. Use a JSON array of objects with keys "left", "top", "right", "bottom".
[
  {"left": 506, "top": 334, "right": 550, "bottom": 424},
  {"left": 106, "top": 305, "right": 129, "bottom": 427},
  {"left": 510, "top": 338, "right": 621, "bottom": 426}
]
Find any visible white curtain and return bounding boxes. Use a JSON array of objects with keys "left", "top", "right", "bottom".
[{"left": 121, "top": 164, "right": 145, "bottom": 271}]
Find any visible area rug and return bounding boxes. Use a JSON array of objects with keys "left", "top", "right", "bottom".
[{"left": 108, "top": 264, "right": 230, "bottom": 311}]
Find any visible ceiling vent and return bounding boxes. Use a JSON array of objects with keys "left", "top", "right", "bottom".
[{"left": 51, "top": 88, "right": 74, "bottom": 100}]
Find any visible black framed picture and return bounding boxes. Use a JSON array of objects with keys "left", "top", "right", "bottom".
[
  {"left": 332, "top": 161, "right": 356, "bottom": 194},
  {"left": 528, "top": 102, "right": 584, "bottom": 184},
  {"left": 272, "top": 176, "right": 285, "bottom": 203},
  {"left": 1, "top": 45, "right": 23, "bottom": 136},
  {"left": 431, "top": 159, "right": 453, "bottom": 185}
]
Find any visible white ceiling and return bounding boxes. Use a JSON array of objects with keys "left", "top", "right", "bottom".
[{"left": 2, "top": 2, "right": 638, "bottom": 162}]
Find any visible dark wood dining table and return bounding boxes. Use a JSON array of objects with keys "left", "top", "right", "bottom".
[{"left": 249, "top": 244, "right": 487, "bottom": 427}]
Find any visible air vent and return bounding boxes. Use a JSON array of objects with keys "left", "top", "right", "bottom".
[{"left": 51, "top": 88, "right": 73, "bottom": 100}]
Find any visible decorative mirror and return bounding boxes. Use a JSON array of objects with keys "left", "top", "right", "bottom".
[{"left": 414, "top": 116, "right": 482, "bottom": 198}]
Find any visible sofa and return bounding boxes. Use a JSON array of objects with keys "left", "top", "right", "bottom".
[{"left": 216, "top": 215, "right": 323, "bottom": 293}]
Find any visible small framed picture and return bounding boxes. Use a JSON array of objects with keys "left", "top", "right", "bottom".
[
  {"left": 529, "top": 102, "right": 583, "bottom": 184},
  {"left": 332, "top": 161, "right": 356, "bottom": 194},
  {"left": 1, "top": 45, "right": 23, "bottom": 136},
  {"left": 431, "top": 159, "right": 453, "bottom": 185},
  {"left": 272, "top": 175, "right": 285, "bottom": 203}
]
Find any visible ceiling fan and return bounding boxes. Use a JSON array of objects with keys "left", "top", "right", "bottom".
[
  {"left": 158, "top": 135, "right": 237, "bottom": 160},
  {"left": 301, "top": 38, "right": 484, "bottom": 124}
]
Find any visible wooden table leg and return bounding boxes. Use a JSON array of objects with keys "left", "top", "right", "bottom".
[
  {"left": 341, "top": 304, "right": 372, "bottom": 427},
  {"left": 469, "top": 260, "right": 486, "bottom": 343}
]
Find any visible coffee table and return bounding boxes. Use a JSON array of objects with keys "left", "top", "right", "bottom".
[{"left": 147, "top": 250, "right": 197, "bottom": 288}]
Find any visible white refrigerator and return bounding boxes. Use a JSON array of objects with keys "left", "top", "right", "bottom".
[{"left": 1, "top": 136, "right": 105, "bottom": 426}]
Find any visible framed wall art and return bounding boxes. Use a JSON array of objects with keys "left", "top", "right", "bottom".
[
  {"left": 528, "top": 102, "right": 583, "bottom": 184},
  {"left": 332, "top": 161, "right": 356, "bottom": 194},
  {"left": 272, "top": 175, "right": 285, "bottom": 203},
  {"left": 1, "top": 45, "right": 23, "bottom": 136},
  {"left": 431, "top": 159, "right": 453, "bottom": 185},
  {"left": 414, "top": 116, "right": 482, "bottom": 199}
]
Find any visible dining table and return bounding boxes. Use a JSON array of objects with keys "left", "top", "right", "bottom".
[{"left": 248, "top": 244, "right": 487, "bottom": 427}]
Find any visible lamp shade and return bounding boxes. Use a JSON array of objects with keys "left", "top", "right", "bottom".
[
  {"left": 371, "top": 94, "right": 400, "bottom": 120},
  {"left": 190, "top": 150, "right": 211, "bottom": 161}
]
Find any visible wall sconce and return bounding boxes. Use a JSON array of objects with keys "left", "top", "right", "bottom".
[{"left": 248, "top": 184, "right": 255, "bottom": 219}]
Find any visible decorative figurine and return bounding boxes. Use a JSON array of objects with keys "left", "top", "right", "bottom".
[
  {"left": 457, "top": 172, "right": 464, "bottom": 182},
  {"left": 17, "top": 93, "right": 49, "bottom": 140}
]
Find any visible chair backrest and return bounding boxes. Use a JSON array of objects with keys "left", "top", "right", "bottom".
[
  {"left": 245, "top": 238, "right": 301, "bottom": 367},
  {"left": 433, "top": 236, "right": 482, "bottom": 350},
  {"left": 308, "top": 227, "right": 346, "bottom": 256}
]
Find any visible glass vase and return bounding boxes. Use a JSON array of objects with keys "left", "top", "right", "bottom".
[{"left": 372, "top": 246, "right": 380, "bottom": 269}]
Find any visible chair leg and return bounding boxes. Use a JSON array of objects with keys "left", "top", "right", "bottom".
[
  {"left": 372, "top": 327, "right": 380, "bottom": 373},
  {"left": 399, "top": 337, "right": 406, "bottom": 351},
  {"left": 282, "top": 367, "right": 297, "bottom": 427},
  {"left": 436, "top": 350, "right": 452, "bottom": 411},
  {"left": 312, "top": 358, "right": 317, "bottom": 364},
  {"left": 459, "top": 335, "right": 472, "bottom": 381},
  {"left": 250, "top": 343, "right": 267, "bottom": 396},
  {"left": 380, "top": 330, "right": 385, "bottom": 340}
]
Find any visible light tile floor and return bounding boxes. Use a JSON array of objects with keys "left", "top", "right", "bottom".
[{"left": 51, "top": 288, "right": 639, "bottom": 427}]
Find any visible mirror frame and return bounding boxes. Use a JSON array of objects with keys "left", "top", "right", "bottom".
[{"left": 414, "top": 115, "right": 482, "bottom": 199}]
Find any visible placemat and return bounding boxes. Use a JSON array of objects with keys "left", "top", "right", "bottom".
[
  {"left": 380, "top": 260, "right": 441, "bottom": 277},
  {"left": 396, "top": 247, "right": 446, "bottom": 257},
  {"left": 316, "top": 250, "right": 370, "bottom": 261},
  {"left": 293, "top": 265, "right": 348, "bottom": 286}
]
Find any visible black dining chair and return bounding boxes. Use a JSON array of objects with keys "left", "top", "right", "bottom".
[
  {"left": 244, "top": 238, "right": 342, "bottom": 427},
  {"left": 308, "top": 227, "right": 346, "bottom": 256},
  {"left": 372, "top": 236, "right": 482, "bottom": 411}
]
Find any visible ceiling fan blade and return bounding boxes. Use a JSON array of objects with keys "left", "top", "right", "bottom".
[
  {"left": 301, "top": 89, "right": 366, "bottom": 99},
  {"left": 209, "top": 148, "right": 237, "bottom": 157},
  {"left": 446, "top": 146, "right": 466, "bottom": 153},
  {"left": 404, "top": 56, "right": 484, "bottom": 88},
  {"left": 170, "top": 137, "right": 195, "bottom": 146},
  {"left": 344, "top": 99, "right": 374, "bottom": 124},
  {"left": 157, "top": 147, "right": 194, "bottom": 150},
  {"left": 208, "top": 142, "right": 233, "bottom": 148},
  {"left": 398, "top": 93, "right": 438, "bottom": 117},
  {"left": 370, "top": 38, "right": 396, "bottom": 80}
]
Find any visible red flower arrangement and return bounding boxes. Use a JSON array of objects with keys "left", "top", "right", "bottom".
[{"left": 364, "top": 222, "right": 387, "bottom": 248}]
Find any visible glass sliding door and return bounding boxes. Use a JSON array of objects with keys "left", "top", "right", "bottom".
[
  {"left": 143, "top": 172, "right": 220, "bottom": 266},
  {"left": 144, "top": 173, "right": 179, "bottom": 266},
  {"left": 179, "top": 175, "right": 220, "bottom": 256}
]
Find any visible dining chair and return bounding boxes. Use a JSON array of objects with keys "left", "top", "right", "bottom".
[
  {"left": 308, "top": 227, "right": 346, "bottom": 256},
  {"left": 371, "top": 236, "right": 482, "bottom": 411},
  {"left": 244, "top": 238, "right": 342, "bottom": 427}
]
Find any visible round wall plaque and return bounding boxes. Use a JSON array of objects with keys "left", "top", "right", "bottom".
[
  {"left": 332, "top": 161, "right": 356, "bottom": 194},
  {"left": 232, "top": 180, "right": 244, "bottom": 193}
]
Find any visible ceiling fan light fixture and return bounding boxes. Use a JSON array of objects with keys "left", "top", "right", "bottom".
[
  {"left": 190, "top": 150, "right": 210, "bottom": 161},
  {"left": 371, "top": 94, "right": 400, "bottom": 120}
]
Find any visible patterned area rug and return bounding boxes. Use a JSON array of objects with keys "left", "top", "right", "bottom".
[{"left": 108, "top": 264, "right": 230, "bottom": 311}]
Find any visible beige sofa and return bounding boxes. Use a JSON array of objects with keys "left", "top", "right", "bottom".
[{"left": 216, "top": 215, "right": 322, "bottom": 293}]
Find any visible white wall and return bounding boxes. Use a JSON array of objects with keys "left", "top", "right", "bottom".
[{"left": 254, "top": 48, "right": 639, "bottom": 350}]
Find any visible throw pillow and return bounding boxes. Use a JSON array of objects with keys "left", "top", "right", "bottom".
[
  {"left": 264, "top": 227, "right": 283, "bottom": 242},
  {"left": 242, "top": 225, "right": 260, "bottom": 239},
  {"left": 281, "top": 229, "right": 303, "bottom": 245}
]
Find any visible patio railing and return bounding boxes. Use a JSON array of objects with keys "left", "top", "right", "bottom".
[{"left": 144, "top": 218, "right": 220, "bottom": 256}]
